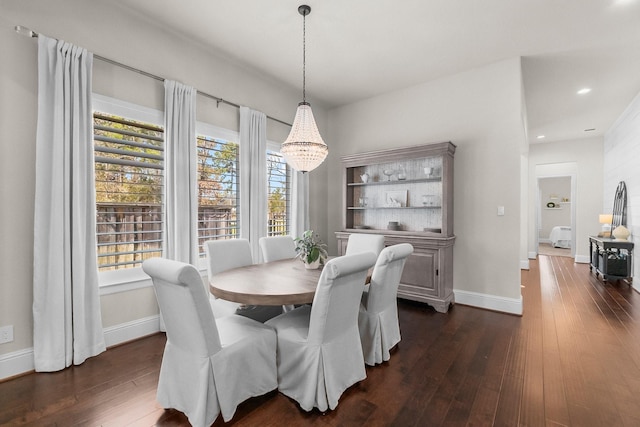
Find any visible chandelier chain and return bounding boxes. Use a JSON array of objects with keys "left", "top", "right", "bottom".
[{"left": 302, "top": 11, "right": 306, "bottom": 103}]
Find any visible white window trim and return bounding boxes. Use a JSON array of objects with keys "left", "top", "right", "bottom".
[
  {"left": 195, "top": 121, "right": 241, "bottom": 271},
  {"left": 93, "top": 94, "right": 164, "bottom": 292},
  {"left": 266, "top": 140, "right": 280, "bottom": 152},
  {"left": 93, "top": 94, "right": 163, "bottom": 126},
  {"left": 266, "top": 140, "right": 291, "bottom": 237},
  {"left": 196, "top": 121, "right": 239, "bottom": 144}
]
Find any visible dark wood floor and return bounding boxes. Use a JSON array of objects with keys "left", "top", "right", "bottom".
[{"left": 2, "top": 255, "right": 640, "bottom": 426}]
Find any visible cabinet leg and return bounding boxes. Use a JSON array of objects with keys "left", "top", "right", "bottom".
[{"left": 431, "top": 302, "right": 451, "bottom": 313}]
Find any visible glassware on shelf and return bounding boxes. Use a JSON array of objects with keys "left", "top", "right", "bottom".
[
  {"left": 397, "top": 166, "right": 407, "bottom": 180},
  {"left": 383, "top": 169, "right": 395, "bottom": 181},
  {"left": 424, "top": 166, "right": 433, "bottom": 178}
]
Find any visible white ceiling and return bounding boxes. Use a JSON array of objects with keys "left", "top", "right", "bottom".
[{"left": 112, "top": 0, "right": 640, "bottom": 144}]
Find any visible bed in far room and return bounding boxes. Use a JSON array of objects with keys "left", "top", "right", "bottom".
[{"left": 549, "top": 226, "right": 571, "bottom": 248}]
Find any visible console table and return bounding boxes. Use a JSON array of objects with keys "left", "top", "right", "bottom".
[{"left": 589, "top": 236, "right": 634, "bottom": 283}]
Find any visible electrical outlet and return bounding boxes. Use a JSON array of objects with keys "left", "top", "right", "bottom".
[{"left": 0, "top": 325, "right": 14, "bottom": 344}]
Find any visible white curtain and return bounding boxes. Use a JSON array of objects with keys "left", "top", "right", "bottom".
[
  {"left": 33, "top": 35, "right": 105, "bottom": 372},
  {"left": 291, "top": 171, "right": 310, "bottom": 239},
  {"left": 239, "top": 107, "right": 267, "bottom": 262},
  {"left": 164, "top": 80, "right": 197, "bottom": 264}
]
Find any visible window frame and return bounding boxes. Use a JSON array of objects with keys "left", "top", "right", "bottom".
[
  {"left": 266, "top": 143, "right": 291, "bottom": 237},
  {"left": 93, "top": 94, "right": 165, "bottom": 293},
  {"left": 195, "top": 122, "right": 240, "bottom": 270}
]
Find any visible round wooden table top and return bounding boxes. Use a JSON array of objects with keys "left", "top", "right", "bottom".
[{"left": 209, "top": 258, "right": 324, "bottom": 305}]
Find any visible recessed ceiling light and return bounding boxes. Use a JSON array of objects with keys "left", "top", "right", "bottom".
[
  {"left": 537, "top": 135, "right": 545, "bottom": 139},
  {"left": 577, "top": 88, "right": 592, "bottom": 95}
]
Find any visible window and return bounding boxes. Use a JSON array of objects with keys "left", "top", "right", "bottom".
[
  {"left": 94, "top": 112, "right": 164, "bottom": 272},
  {"left": 92, "top": 95, "right": 292, "bottom": 283},
  {"left": 196, "top": 134, "right": 240, "bottom": 257},
  {"left": 267, "top": 149, "right": 291, "bottom": 236}
]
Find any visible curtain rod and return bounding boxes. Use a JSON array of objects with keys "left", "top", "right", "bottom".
[{"left": 15, "top": 25, "right": 292, "bottom": 127}]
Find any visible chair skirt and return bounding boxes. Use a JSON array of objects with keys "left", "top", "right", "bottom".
[{"left": 267, "top": 305, "right": 366, "bottom": 412}]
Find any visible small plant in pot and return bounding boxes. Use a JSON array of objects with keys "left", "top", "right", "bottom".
[{"left": 294, "top": 230, "right": 328, "bottom": 269}]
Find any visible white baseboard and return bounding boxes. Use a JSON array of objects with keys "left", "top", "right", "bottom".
[
  {"left": 539, "top": 238, "right": 551, "bottom": 244},
  {"left": 103, "top": 315, "right": 160, "bottom": 347},
  {"left": 575, "top": 254, "right": 590, "bottom": 264},
  {"left": 454, "top": 289, "right": 523, "bottom": 315},
  {"left": 528, "top": 251, "right": 538, "bottom": 260},
  {"left": 520, "top": 259, "right": 530, "bottom": 270},
  {"left": 0, "top": 347, "right": 35, "bottom": 381},
  {"left": 0, "top": 315, "right": 160, "bottom": 381}
]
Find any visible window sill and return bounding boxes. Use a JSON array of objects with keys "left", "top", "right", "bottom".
[
  {"left": 99, "top": 267, "right": 152, "bottom": 295},
  {"left": 99, "top": 262, "right": 209, "bottom": 296}
]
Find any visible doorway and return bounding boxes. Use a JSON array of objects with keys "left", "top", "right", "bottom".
[{"left": 536, "top": 174, "right": 576, "bottom": 258}]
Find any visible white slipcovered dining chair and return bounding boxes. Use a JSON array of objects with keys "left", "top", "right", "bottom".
[
  {"left": 204, "top": 239, "right": 252, "bottom": 318},
  {"left": 345, "top": 233, "right": 385, "bottom": 257},
  {"left": 259, "top": 235, "right": 296, "bottom": 262},
  {"left": 345, "top": 233, "right": 386, "bottom": 294},
  {"left": 206, "top": 238, "right": 283, "bottom": 322},
  {"left": 358, "top": 243, "right": 414, "bottom": 366},
  {"left": 142, "top": 257, "right": 277, "bottom": 426},
  {"left": 265, "top": 252, "right": 377, "bottom": 412},
  {"left": 259, "top": 235, "right": 298, "bottom": 312}
]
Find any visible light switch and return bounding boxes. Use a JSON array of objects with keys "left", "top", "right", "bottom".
[{"left": 497, "top": 206, "right": 505, "bottom": 216}]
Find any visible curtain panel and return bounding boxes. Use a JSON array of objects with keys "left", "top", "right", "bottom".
[
  {"left": 239, "top": 107, "right": 268, "bottom": 262},
  {"left": 163, "top": 80, "right": 198, "bottom": 264},
  {"left": 291, "top": 172, "right": 310, "bottom": 238},
  {"left": 33, "top": 35, "right": 105, "bottom": 371}
]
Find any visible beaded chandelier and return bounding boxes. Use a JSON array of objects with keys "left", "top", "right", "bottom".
[{"left": 281, "top": 5, "right": 328, "bottom": 173}]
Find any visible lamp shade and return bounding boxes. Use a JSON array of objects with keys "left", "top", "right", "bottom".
[
  {"left": 599, "top": 214, "right": 613, "bottom": 224},
  {"left": 281, "top": 102, "right": 328, "bottom": 173}
]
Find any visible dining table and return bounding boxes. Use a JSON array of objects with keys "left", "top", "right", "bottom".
[
  {"left": 209, "top": 257, "right": 373, "bottom": 306},
  {"left": 209, "top": 258, "right": 326, "bottom": 306}
]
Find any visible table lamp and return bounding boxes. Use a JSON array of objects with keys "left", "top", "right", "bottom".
[{"left": 598, "top": 214, "right": 613, "bottom": 237}]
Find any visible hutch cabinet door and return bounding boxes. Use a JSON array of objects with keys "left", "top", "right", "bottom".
[{"left": 399, "top": 248, "right": 438, "bottom": 297}]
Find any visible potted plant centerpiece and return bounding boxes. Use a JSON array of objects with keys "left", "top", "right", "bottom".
[{"left": 294, "top": 230, "right": 328, "bottom": 270}]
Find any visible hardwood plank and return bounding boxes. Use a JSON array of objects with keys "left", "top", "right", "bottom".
[
  {"left": 538, "top": 257, "right": 571, "bottom": 426},
  {"left": 466, "top": 322, "right": 514, "bottom": 426}
]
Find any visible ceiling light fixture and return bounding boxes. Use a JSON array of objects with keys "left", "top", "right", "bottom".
[
  {"left": 537, "top": 135, "right": 545, "bottom": 139},
  {"left": 281, "top": 4, "right": 328, "bottom": 173},
  {"left": 577, "top": 88, "right": 592, "bottom": 95}
]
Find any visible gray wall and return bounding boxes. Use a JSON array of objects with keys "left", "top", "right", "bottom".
[{"left": 327, "top": 58, "right": 527, "bottom": 310}]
